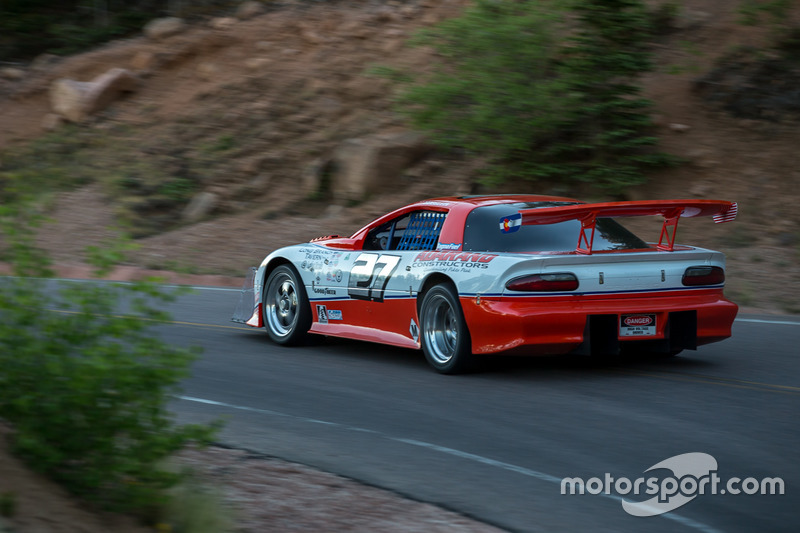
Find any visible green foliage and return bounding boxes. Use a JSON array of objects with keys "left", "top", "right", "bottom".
[
  {"left": 398, "top": 0, "right": 677, "bottom": 193},
  {"left": 648, "top": 2, "right": 680, "bottom": 35},
  {"left": 0, "top": 124, "right": 202, "bottom": 238},
  {"left": 0, "top": 202, "right": 219, "bottom": 517},
  {"left": 0, "top": 125, "right": 95, "bottom": 205},
  {"left": 160, "top": 468, "right": 233, "bottom": 533},
  {"left": 205, "top": 134, "right": 236, "bottom": 153},
  {"left": 364, "top": 64, "right": 414, "bottom": 83},
  {"left": 0, "top": 492, "right": 16, "bottom": 518},
  {"left": 738, "top": 0, "right": 792, "bottom": 27},
  {"left": 0, "top": 1, "right": 239, "bottom": 61}
]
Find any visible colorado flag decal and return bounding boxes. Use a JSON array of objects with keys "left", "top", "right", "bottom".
[{"left": 499, "top": 213, "right": 522, "bottom": 234}]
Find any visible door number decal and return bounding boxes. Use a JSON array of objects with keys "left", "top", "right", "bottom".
[{"left": 348, "top": 253, "right": 401, "bottom": 302}]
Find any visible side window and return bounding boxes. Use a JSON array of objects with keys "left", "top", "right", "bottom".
[
  {"left": 364, "top": 211, "right": 446, "bottom": 251},
  {"left": 396, "top": 211, "right": 446, "bottom": 251}
]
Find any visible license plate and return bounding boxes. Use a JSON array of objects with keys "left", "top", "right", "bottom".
[{"left": 620, "top": 314, "right": 657, "bottom": 337}]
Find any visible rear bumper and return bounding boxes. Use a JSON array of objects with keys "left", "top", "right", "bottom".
[{"left": 461, "top": 289, "right": 738, "bottom": 355}]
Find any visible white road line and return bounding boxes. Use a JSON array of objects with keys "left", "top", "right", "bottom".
[
  {"left": 735, "top": 318, "right": 800, "bottom": 326},
  {"left": 177, "top": 395, "right": 722, "bottom": 533}
]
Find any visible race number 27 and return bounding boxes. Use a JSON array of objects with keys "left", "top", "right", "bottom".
[{"left": 347, "top": 253, "right": 401, "bottom": 302}]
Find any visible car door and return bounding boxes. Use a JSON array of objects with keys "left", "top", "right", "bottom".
[{"left": 328, "top": 209, "right": 447, "bottom": 343}]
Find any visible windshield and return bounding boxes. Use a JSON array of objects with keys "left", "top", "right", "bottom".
[{"left": 462, "top": 202, "right": 650, "bottom": 253}]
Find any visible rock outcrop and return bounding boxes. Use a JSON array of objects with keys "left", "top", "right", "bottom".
[{"left": 50, "top": 68, "right": 139, "bottom": 122}]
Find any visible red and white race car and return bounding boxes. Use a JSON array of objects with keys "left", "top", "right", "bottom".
[{"left": 233, "top": 195, "right": 739, "bottom": 373}]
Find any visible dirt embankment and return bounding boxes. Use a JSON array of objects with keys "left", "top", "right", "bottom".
[{"left": 0, "top": 0, "right": 797, "bottom": 312}]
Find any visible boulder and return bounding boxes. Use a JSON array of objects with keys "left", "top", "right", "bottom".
[
  {"left": 143, "top": 17, "right": 186, "bottom": 40},
  {"left": 82, "top": 68, "right": 139, "bottom": 115},
  {"left": 50, "top": 79, "right": 95, "bottom": 122},
  {"left": 331, "top": 131, "right": 431, "bottom": 203},
  {"left": 0, "top": 67, "right": 25, "bottom": 81},
  {"left": 669, "top": 123, "right": 691, "bottom": 133},
  {"left": 30, "top": 53, "right": 59, "bottom": 70},
  {"left": 236, "top": 1, "right": 265, "bottom": 20},
  {"left": 244, "top": 57, "right": 271, "bottom": 71},
  {"left": 182, "top": 192, "right": 219, "bottom": 223},
  {"left": 196, "top": 62, "right": 219, "bottom": 81},
  {"left": 302, "top": 158, "right": 331, "bottom": 196},
  {"left": 130, "top": 51, "right": 156, "bottom": 71},
  {"left": 50, "top": 68, "right": 139, "bottom": 122},
  {"left": 210, "top": 17, "right": 238, "bottom": 30},
  {"left": 41, "top": 113, "right": 65, "bottom": 131}
]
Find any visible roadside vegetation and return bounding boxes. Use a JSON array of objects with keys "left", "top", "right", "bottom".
[
  {"left": 393, "top": 0, "right": 678, "bottom": 193},
  {"left": 0, "top": 0, "right": 240, "bottom": 61},
  {"left": 0, "top": 122, "right": 220, "bottom": 237},
  {"left": 0, "top": 191, "right": 223, "bottom": 527},
  {"left": 2, "top": 0, "right": 797, "bottom": 237}
]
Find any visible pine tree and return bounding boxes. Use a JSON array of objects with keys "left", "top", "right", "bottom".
[{"left": 399, "top": 0, "right": 676, "bottom": 193}]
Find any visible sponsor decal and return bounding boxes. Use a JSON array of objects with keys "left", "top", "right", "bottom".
[
  {"left": 437, "top": 242, "right": 463, "bottom": 251},
  {"left": 499, "top": 212, "right": 522, "bottom": 234},
  {"left": 326, "top": 269, "right": 342, "bottom": 283},
  {"left": 561, "top": 452, "right": 784, "bottom": 517},
  {"left": 412, "top": 251, "right": 497, "bottom": 269},
  {"left": 409, "top": 319, "right": 419, "bottom": 342},
  {"left": 312, "top": 287, "right": 337, "bottom": 296},
  {"left": 316, "top": 305, "right": 328, "bottom": 324},
  {"left": 327, "top": 309, "right": 343, "bottom": 320}
]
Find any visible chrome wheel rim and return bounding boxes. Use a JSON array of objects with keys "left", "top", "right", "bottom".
[
  {"left": 265, "top": 272, "right": 298, "bottom": 338},
  {"left": 423, "top": 294, "right": 458, "bottom": 364}
]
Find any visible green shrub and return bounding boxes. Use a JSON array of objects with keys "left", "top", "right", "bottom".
[
  {"left": 398, "top": 0, "right": 676, "bottom": 193},
  {"left": 160, "top": 467, "right": 233, "bottom": 533},
  {"left": 738, "top": 0, "right": 792, "bottom": 27},
  {"left": 0, "top": 203, "right": 218, "bottom": 517},
  {"left": 0, "top": 125, "right": 201, "bottom": 238},
  {"left": 0, "top": 492, "right": 16, "bottom": 518}
]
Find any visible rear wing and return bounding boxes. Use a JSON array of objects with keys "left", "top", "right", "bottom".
[{"left": 518, "top": 199, "right": 738, "bottom": 254}]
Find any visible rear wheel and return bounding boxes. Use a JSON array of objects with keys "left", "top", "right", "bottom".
[
  {"left": 263, "top": 264, "right": 311, "bottom": 345},
  {"left": 419, "top": 284, "right": 474, "bottom": 374}
]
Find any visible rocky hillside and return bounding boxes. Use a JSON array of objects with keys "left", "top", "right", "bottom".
[{"left": 0, "top": 0, "right": 798, "bottom": 313}]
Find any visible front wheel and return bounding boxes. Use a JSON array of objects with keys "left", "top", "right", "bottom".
[
  {"left": 263, "top": 264, "right": 311, "bottom": 345},
  {"left": 419, "top": 284, "right": 474, "bottom": 374}
]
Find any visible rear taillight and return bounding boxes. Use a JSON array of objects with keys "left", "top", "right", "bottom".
[
  {"left": 506, "top": 273, "right": 579, "bottom": 292},
  {"left": 682, "top": 266, "right": 725, "bottom": 286}
]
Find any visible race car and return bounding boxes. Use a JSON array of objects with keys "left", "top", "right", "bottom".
[{"left": 232, "top": 195, "right": 739, "bottom": 373}]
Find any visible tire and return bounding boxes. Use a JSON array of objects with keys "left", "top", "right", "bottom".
[
  {"left": 262, "top": 264, "right": 312, "bottom": 345},
  {"left": 419, "top": 284, "right": 474, "bottom": 374}
]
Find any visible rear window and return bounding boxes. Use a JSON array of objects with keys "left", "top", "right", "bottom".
[{"left": 462, "top": 203, "right": 649, "bottom": 253}]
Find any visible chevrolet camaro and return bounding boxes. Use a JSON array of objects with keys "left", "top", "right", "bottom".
[{"left": 232, "top": 195, "right": 739, "bottom": 373}]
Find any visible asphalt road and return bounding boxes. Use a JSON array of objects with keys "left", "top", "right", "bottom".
[{"left": 150, "top": 285, "right": 799, "bottom": 533}]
